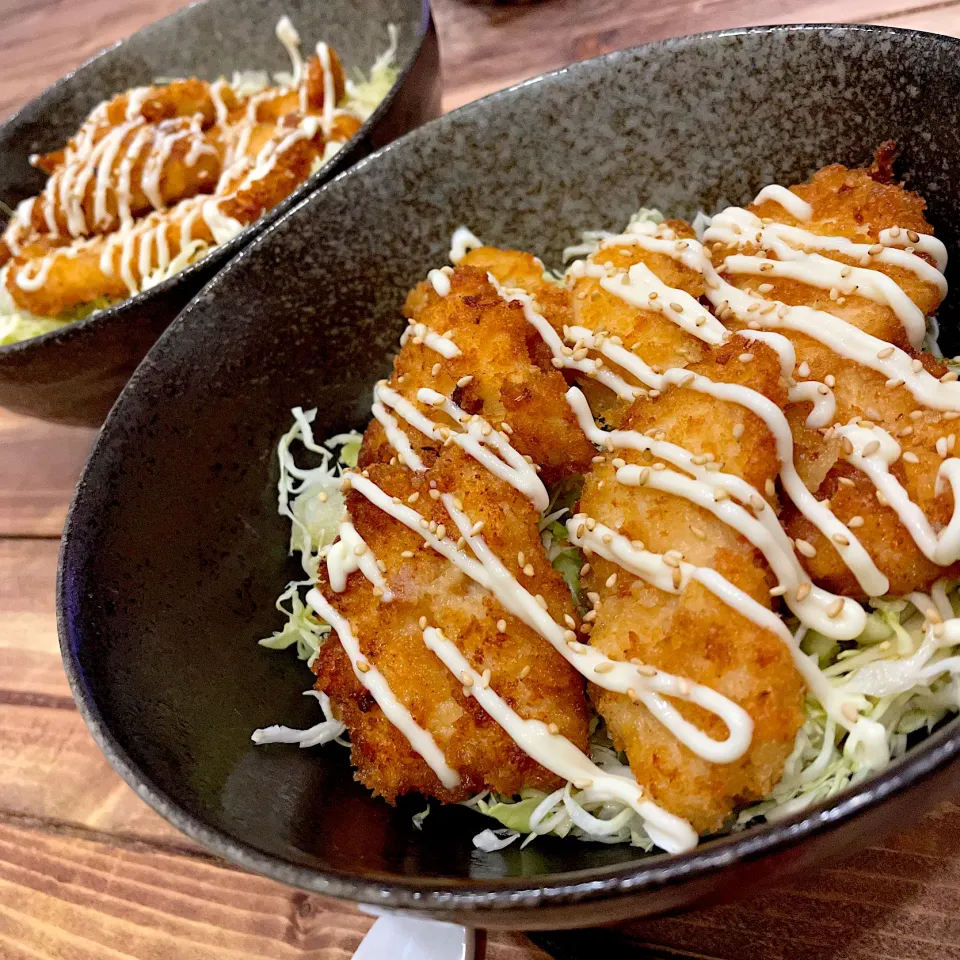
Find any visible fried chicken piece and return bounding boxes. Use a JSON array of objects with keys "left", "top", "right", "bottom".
[
  {"left": 459, "top": 246, "right": 572, "bottom": 334},
  {"left": 3, "top": 128, "right": 324, "bottom": 316},
  {"left": 713, "top": 153, "right": 958, "bottom": 596},
  {"left": 30, "top": 80, "right": 224, "bottom": 177},
  {"left": 383, "top": 263, "right": 596, "bottom": 485},
  {"left": 566, "top": 219, "right": 708, "bottom": 426},
  {"left": 580, "top": 338, "right": 805, "bottom": 833},
  {"left": 314, "top": 442, "right": 589, "bottom": 803},
  {"left": 20, "top": 117, "right": 224, "bottom": 240}
]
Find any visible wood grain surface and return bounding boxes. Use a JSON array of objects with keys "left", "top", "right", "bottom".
[{"left": 3, "top": 0, "right": 960, "bottom": 957}]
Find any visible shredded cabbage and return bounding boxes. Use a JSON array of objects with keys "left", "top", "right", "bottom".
[
  {"left": 345, "top": 25, "right": 399, "bottom": 121},
  {"left": 0, "top": 294, "right": 117, "bottom": 346},
  {"left": 258, "top": 407, "right": 360, "bottom": 658}
]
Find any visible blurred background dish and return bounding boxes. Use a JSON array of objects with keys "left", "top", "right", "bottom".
[
  {"left": 0, "top": 0, "right": 439, "bottom": 427},
  {"left": 60, "top": 23, "right": 960, "bottom": 932}
]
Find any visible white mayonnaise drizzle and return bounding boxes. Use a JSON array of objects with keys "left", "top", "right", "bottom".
[
  {"left": 787, "top": 380, "right": 836, "bottom": 427},
  {"left": 565, "top": 387, "right": 862, "bottom": 638},
  {"left": 450, "top": 226, "right": 482, "bottom": 263},
  {"left": 707, "top": 206, "right": 946, "bottom": 348},
  {"left": 315, "top": 42, "right": 336, "bottom": 137},
  {"left": 418, "top": 388, "right": 549, "bottom": 511},
  {"left": 399, "top": 321, "right": 461, "bottom": 358},
  {"left": 428, "top": 268, "right": 452, "bottom": 296},
  {"left": 326, "top": 520, "right": 394, "bottom": 600},
  {"left": 373, "top": 381, "right": 548, "bottom": 509},
  {"left": 275, "top": 16, "right": 304, "bottom": 87},
  {"left": 753, "top": 184, "right": 813, "bottom": 221},
  {"left": 832, "top": 423, "right": 960, "bottom": 566},
  {"left": 422, "top": 625, "right": 698, "bottom": 852},
  {"left": 306, "top": 588, "right": 459, "bottom": 789}
]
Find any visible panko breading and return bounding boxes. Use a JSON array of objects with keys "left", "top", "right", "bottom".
[
  {"left": 314, "top": 262, "right": 595, "bottom": 802},
  {"left": 566, "top": 220, "right": 709, "bottom": 426},
  {"left": 713, "top": 153, "right": 959, "bottom": 596},
  {"left": 458, "top": 246, "right": 573, "bottom": 335},
  {"left": 313, "top": 447, "right": 590, "bottom": 802},
  {"left": 578, "top": 338, "right": 805, "bottom": 833},
  {"left": 1, "top": 33, "right": 365, "bottom": 325},
  {"left": 390, "top": 263, "right": 596, "bottom": 485}
]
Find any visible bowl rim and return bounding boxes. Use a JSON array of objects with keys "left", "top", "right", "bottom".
[
  {"left": 0, "top": 0, "right": 433, "bottom": 358},
  {"left": 59, "top": 20, "right": 960, "bottom": 915}
]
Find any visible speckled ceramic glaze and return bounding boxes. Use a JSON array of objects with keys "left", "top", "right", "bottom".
[
  {"left": 0, "top": 0, "right": 438, "bottom": 426},
  {"left": 60, "top": 25, "right": 960, "bottom": 930}
]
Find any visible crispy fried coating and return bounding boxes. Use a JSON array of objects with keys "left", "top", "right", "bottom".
[
  {"left": 715, "top": 154, "right": 958, "bottom": 596},
  {"left": 4, "top": 130, "right": 324, "bottom": 317},
  {"left": 568, "top": 220, "right": 707, "bottom": 426},
  {"left": 579, "top": 338, "right": 805, "bottom": 833},
  {"left": 393, "top": 263, "right": 596, "bottom": 485},
  {"left": 315, "top": 441, "right": 589, "bottom": 802},
  {"left": 459, "top": 246, "right": 573, "bottom": 334},
  {"left": 27, "top": 117, "right": 224, "bottom": 239},
  {"left": 4, "top": 46, "right": 358, "bottom": 319}
]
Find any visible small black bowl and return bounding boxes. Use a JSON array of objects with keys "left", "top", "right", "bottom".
[
  {"left": 0, "top": 0, "right": 438, "bottom": 427},
  {"left": 60, "top": 24, "right": 960, "bottom": 930}
]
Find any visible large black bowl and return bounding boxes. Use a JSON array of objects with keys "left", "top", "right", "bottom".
[
  {"left": 0, "top": 0, "right": 438, "bottom": 427},
  {"left": 59, "top": 24, "right": 960, "bottom": 930}
]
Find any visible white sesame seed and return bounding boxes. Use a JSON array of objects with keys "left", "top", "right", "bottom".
[
  {"left": 356, "top": 659, "right": 371, "bottom": 674},
  {"left": 605, "top": 573, "right": 618, "bottom": 588},
  {"left": 832, "top": 533, "right": 850, "bottom": 547},
  {"left": 594, "top": 662, "right": 615, "bottom": 675},
  {"left": 765, "top": 478, "right": 776, "bottom": 498},
  {"left": 519, "top": 665, "right": 531, "bottom": 679},
  {"left": 848, "top": 515, "right": 864, "bottom": 528},
  {"left": 690, "top": 524, "right": 706, "bottom": 540},
  {"left": 861, "top": 439, "right": 881, "bottom": 457},
  {"left": 796, "top": 582, "right": 811, "bottom": 601},
  {"left": 470, "top": 521, "right": 485, "bottom": 536},
  {"left": 401, "top": 550, "right": 414, "bottom": 559},
  {"left": 770, "top": 584, "right": 787, "bottom": 597},
  {"left": 739, "top": 353, "right": 754, "bottom": 363},
  {"left": 794, "top": 538, "right": 817, "bottom": 558},
  {"left": 536, "top": 594, "right": 548, "bottom": 610},
  {"left": 902, "top": 451, "right": 920, "bottom": 464},
  {"left": 523, "top": 563, "right": 535, "bottom": 576}
]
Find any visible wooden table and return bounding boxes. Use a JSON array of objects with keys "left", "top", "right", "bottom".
[{"left": 4, "top": 0, "right": 960, "bottom": 956}]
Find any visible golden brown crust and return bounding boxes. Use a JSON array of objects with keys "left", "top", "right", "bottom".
[
  {"left": 721, "top": 158, "right": 956, "bottom": 596},
  {"left": 579, "top": 338, "right": 805, "bottom": 833},
  {"left": 316, "top": 260, "right": 594, "bottom": 803}
]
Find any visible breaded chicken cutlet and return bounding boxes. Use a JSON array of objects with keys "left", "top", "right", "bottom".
[
  {"left": 707, "top": 149, "right": 960, "bottom": 597},
  {"left": 312, "top": 262, "right": 593, "bottom": 803},
  {"left": 574, "top": 337, "right": 806, "bottom": 833}
]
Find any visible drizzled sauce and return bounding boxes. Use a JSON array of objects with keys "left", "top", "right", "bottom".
[
  {"left": 308, "top": 178, "right": 957, "bottom": 851},
  {"left": 7, "top": 17, "right": 354, "bottom": 303}
]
